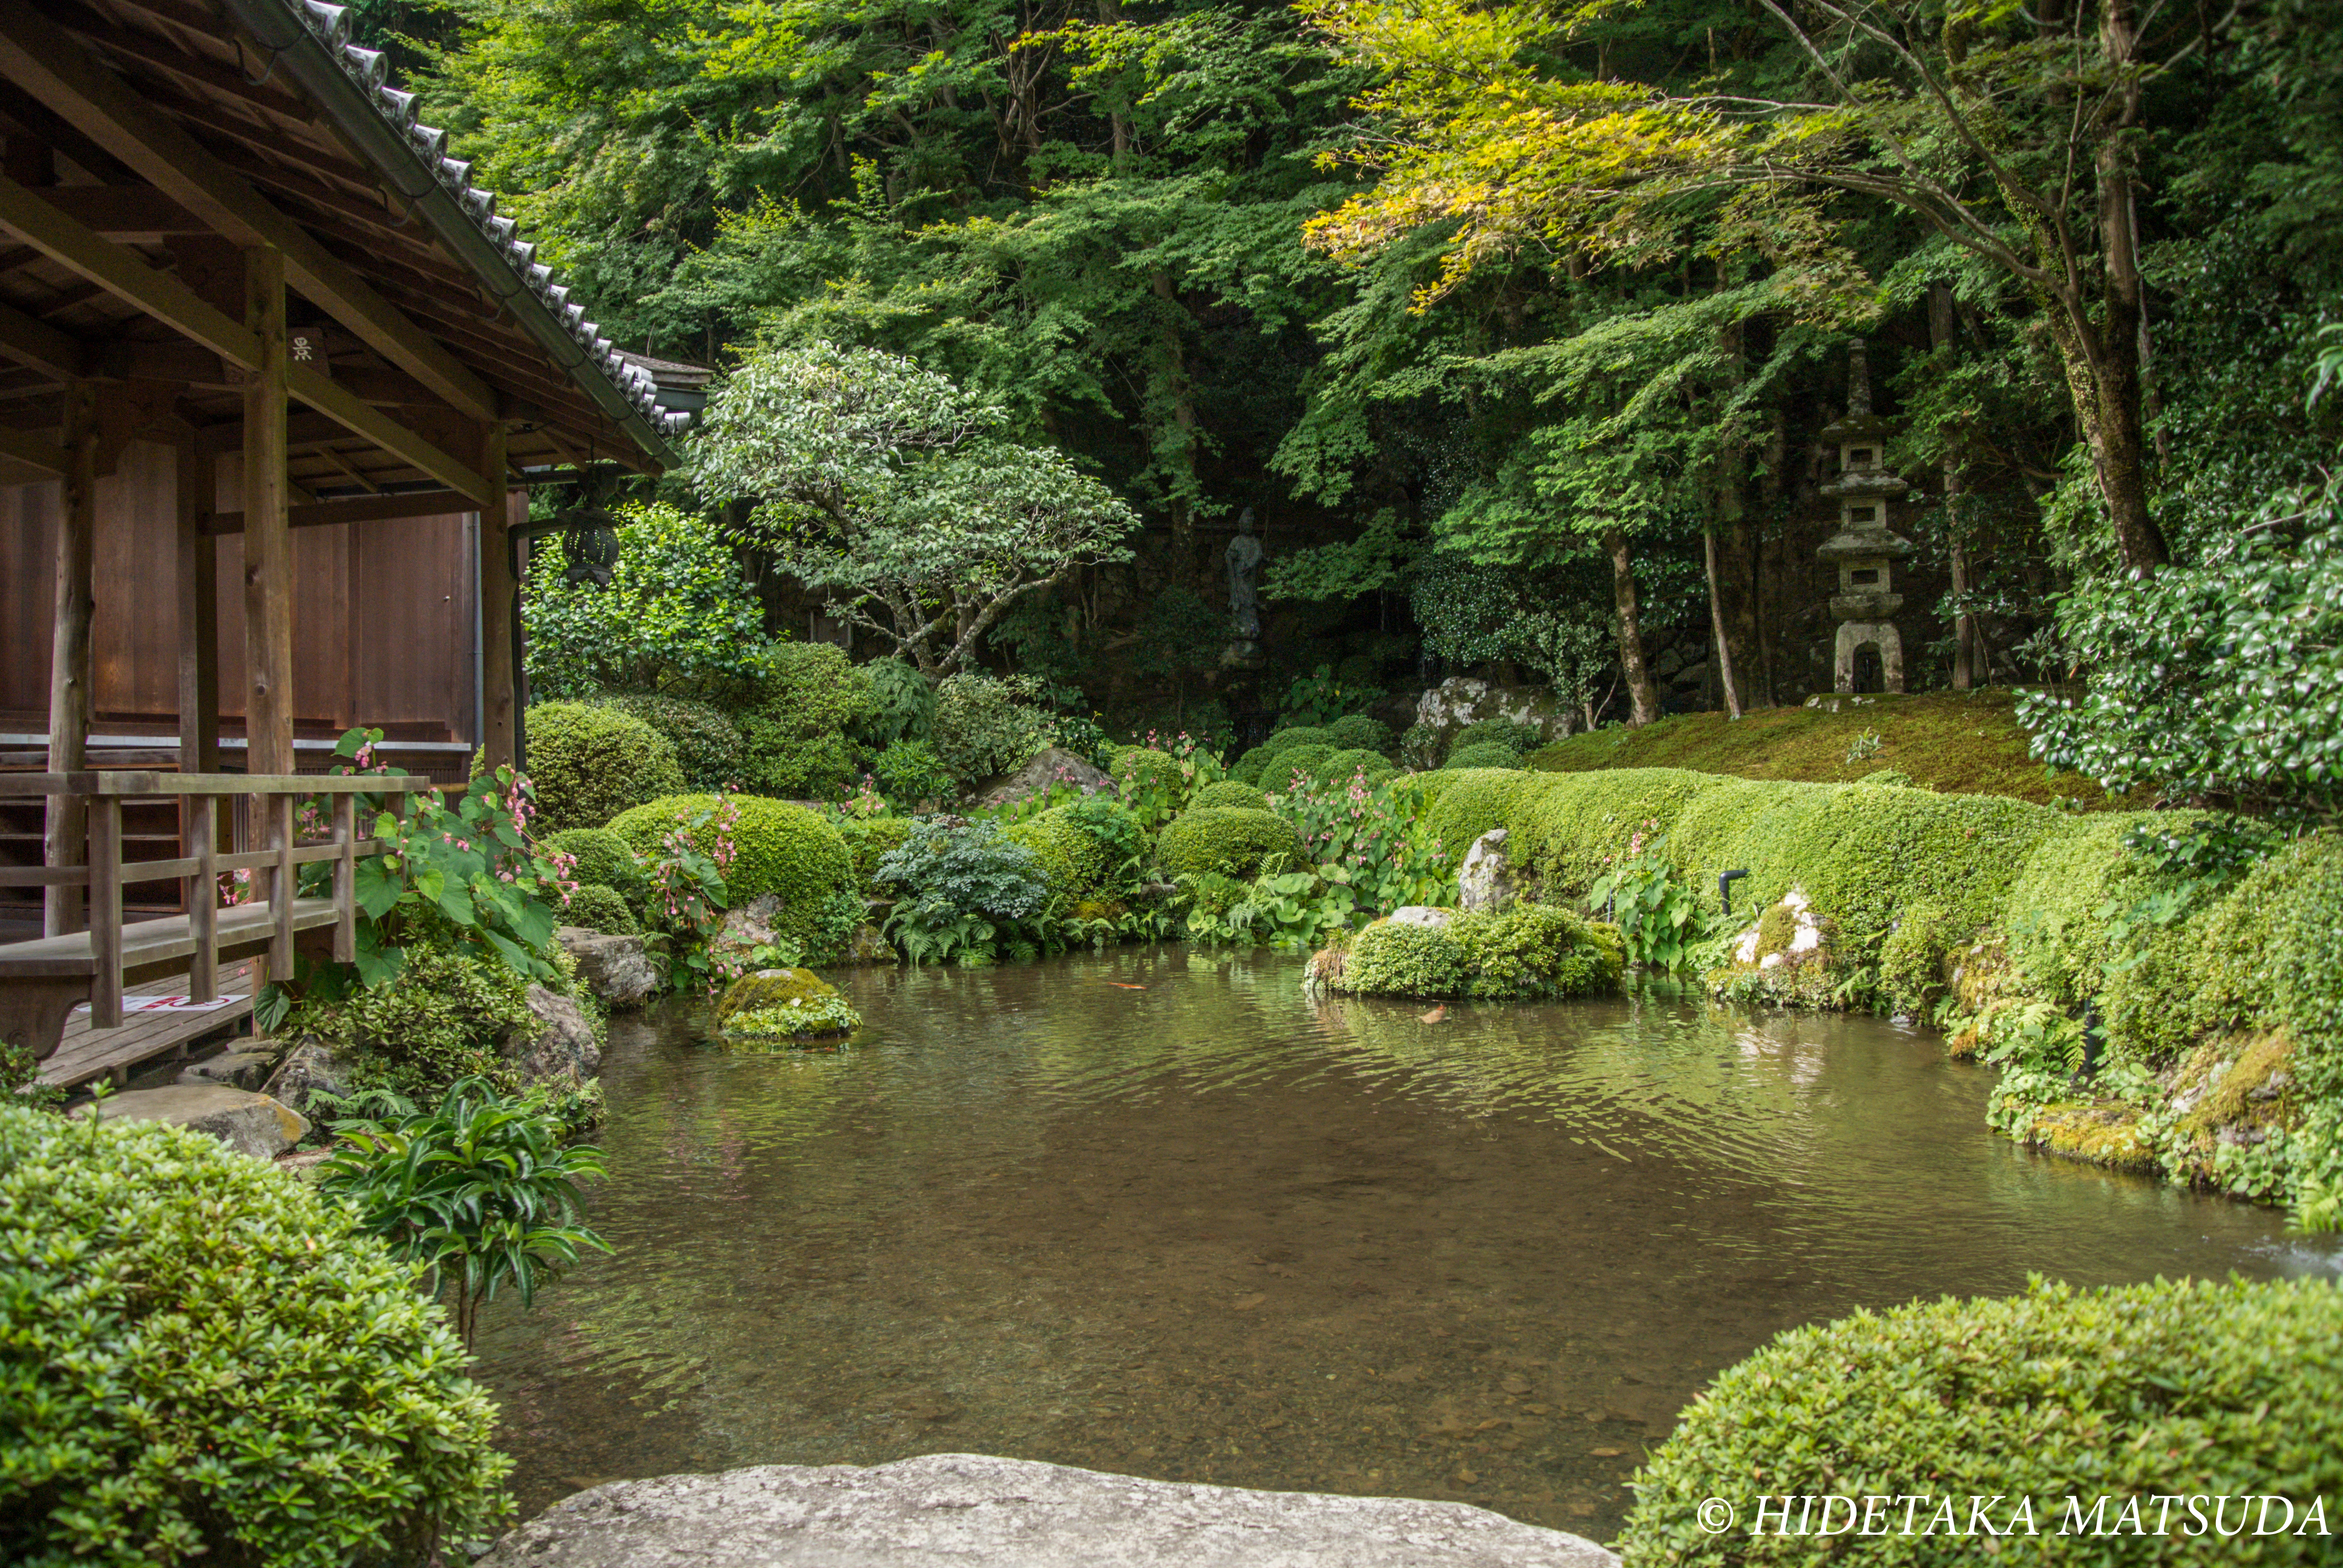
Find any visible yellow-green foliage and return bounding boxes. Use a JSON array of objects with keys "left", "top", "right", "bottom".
[
  {"left": 723, "top": 996, "right": 862, "bottom": 1042},
  {"left": 1621, "top": 1276, "right": 2343, "bottom": 1567},
  {"left": 1156, "top": 808, "right": 1304, "bottom": 881},
  {"left": 560, "top": 883, "right": 638, "bottom": 935},
  {"left": 609, "top": 794, "right": 852, "bottom": 947},
  {"left": 1340, "top": 919, "right": 1470, "bottom": 998},
  {"left": 1529, "top": 688, "right": 2117, "bottom": 806},
  {"left": 1009, "top": 809, "right": 1103, "bottom": 900},
  {"left": 715, "top": 966, "right": 842, "bottom": 1026},
  {"left": 1263, "top": 742, "right": 1334, "bottom": 787},
  {"left": 0, "top": 1104, "right": 511, "bottom": 1566},
  {"left": 1110, "top": 746, "right": 1183, "bottom": 797}
]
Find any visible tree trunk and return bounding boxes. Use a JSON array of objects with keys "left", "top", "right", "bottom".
[
  {"left": 1703, "top": 528, "right": 1742, "bottom": 719},
  {"left": 1149, "top": 269, "right": 1202, "bottom": 591},
  {"left": 1604, "top": 527, "right": 1661, "bottom": 727},
  {"left": 1930, "top": 281, "right": 1979, "bottom": 689}
]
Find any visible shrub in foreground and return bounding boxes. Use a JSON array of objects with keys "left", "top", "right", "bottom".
[
  {"left": 1156, "top": 807, "right": 1305, "bottom": 881},
  {"left": 1620, "top": 1276, "right": 2343, "bottom": 1566},
  {"left": 0, "top": 1103, "right": 510, "bottom": 1567},
  {"left": 522, "top": 701, "right": 686, "bottom": 832}
]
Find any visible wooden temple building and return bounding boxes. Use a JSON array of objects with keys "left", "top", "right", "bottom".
[{"left": 0, "top": 0, "right": 687, "bottom": 1083}]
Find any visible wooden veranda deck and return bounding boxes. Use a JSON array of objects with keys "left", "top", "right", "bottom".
[{"left": 38, "top": 956, "right": 257, "bottom": 1089}]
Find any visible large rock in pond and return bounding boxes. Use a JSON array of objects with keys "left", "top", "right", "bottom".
[
  {"left": 504, "top": 985, "right": 603, "bottom": 1087},
  {"left": 559, "top": 926, "right": 659, "bottom": 1010},
  {"left": 714, "top": 967, "right": 860, "bottom": 1043},
  {"left": 1458, "top": 828, "right": 1515, "bottom": 914},
  {"left": 972, "top": 747, "right": 1111, "bottom": 811},
  {"left": 477, "top": 1454, "right": 1618, "bottom": 1568},
  {"left": 92, "top": 1083, "right": 307, "bottom": 1158}
]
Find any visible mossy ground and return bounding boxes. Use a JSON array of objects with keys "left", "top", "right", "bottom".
[{"left": 1525, "top": 688, "right": 2117, "bottom": 808}]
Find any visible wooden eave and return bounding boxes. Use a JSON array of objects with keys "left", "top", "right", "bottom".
[{"left": 0, "top": 0, "right": 678, "bottom": 500}]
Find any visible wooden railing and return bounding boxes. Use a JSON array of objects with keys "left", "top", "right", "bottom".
[{"left": 0, "top": 772, "right": 434, "bottom": 1031}]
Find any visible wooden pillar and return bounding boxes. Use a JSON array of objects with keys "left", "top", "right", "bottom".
[
  {"left": 44, "top": 379, "right": 98, "bottom": 936},
  {"left": 477, "top": 420, "right": 516, "bottom": 773},
  {"left": 241, "top": 246, "right": 293, "bottom": 777},
  {"left": 175, "top": 440, "right": 220, "bottom": 867}
]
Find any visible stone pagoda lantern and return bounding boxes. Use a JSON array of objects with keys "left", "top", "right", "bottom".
[{"left": 1816, "top": 340, "right": 1914, "bottom": 693}]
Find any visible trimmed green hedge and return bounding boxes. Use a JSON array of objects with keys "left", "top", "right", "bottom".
[
  {"left": 1338, "top": 906, "right": 1624, "bottom": 1001},
  {"left": 1264, "top": 743, "right": 1334, "bottom": 788},
  {"left": 561, "top": 884, "right": 638, "bottom": 935},
  {"left": 591, "top": 693, "right": 744, "bottom": 792},
  {"left": 1327, "top": 714, "right": 1396, "bottom": 755},
  {"left": 609, "top": 794, "right": 853, "bottom": 947},
  {"left": 543, "top": 827, "right": 641, "bottom": 898},
  {"left": 1157, "top": 807, "right": 1305, "bottom": 881},
  {"left": 1, "top": 1104, "right": 510, "bottom": 1566},
  {"left": 1443, "top": 740, "right": 1524, "bottom": 771},
  {"left": 1008, "top": 797, "right": 1145, "bottom": 903},
  {"left": 1192, "top": 779, "right": 1271, "bottom": 812},
  {"left": 523, "top": 701, "right": 686, "bottom": 832},
  {"left": 1620, "top": 1276, "right": 2343, "bottom": 1566}
]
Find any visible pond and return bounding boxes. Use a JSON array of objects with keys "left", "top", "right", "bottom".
[{"left": 472, "top": 949, "right": 2340, "bottom": 1542}]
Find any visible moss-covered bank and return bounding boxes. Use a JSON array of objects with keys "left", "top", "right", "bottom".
[
  {"left": 1416, "top": 764, "right": 2343, "bottom": 1226},
  {"left": 1525, "top": 688, "right": 2116, "bottom": 808}
]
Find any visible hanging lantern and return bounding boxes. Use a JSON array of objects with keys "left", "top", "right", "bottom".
[{"left": 558, "top": 509, "right": 621, "bottom": 588}]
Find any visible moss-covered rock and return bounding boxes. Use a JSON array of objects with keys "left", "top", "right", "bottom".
[
  {"left": 716, "top": 967, "right": 844, "bottom": 1027},
  {"left": 1156, "top": 808, "right": 1305, "bottom": 881}
]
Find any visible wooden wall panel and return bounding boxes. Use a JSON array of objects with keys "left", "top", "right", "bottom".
[
  {"left": 0, "top": 476, "right": 60, "bottom": 714},
  {"left": 0, "top": 443, "right": 476, "bottom": 742}
]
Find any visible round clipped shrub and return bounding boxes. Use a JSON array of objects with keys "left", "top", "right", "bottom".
[
  {"left": 1443, "top": 740, "right": 1524, "bottom": 771},
  {"left": 1453, "top": 904, "right": 1623, "bottom": 998},
  {"left": 543, "top": 827, "right": 641, "bottom": 894},
  {"left": 1317, "top": 746, "right": 1397, "bottom": 785},
  {"left": 560, "top": 883, "right": 638, "bottom": 935},
  {"left": 1193, "top": 779, "right": 1271, "bottom": 812},
  {"left": 593, "top": 693, "right": 744, "bottom": 792},
  {"left": 1620, "top": 1276, "right": 2343, "bottom": 1566},
  {"left": 1111, "top": 745, "right": 1185, "bottom": 800},
  {"left": 524, "top": 701, "right": 686, "bottom": 832},
  {"left": 0, "top": 1103, "right": 511, "bottom": 1566},
  {"left": 1263, "top": 725, "right": 1333, "bottom": 757},
  {"left": 1225, "top": 750, "right": 1268, "bottom": 787},
  {"left": 1328, "top": 713, "right": 1396, "bottom": 755},
  {"left": 1342, "top": 918, "right": 1472, "bottom": 998},
  {"left": 1264, "top": 742, "right": 1334, "bottom": 788},
  {"left": 1009, "top": 797, "right": 1144, "bottom": 903},
  {"left": 609, "top": 794, "right": 853, "bottom": 946},
  {"left": 1156, "top": 807, "right": 1305, "bottom": 881}
]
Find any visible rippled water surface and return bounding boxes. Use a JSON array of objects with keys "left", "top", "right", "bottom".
[{"left": 473, "top": 950, "right": 2337, "bottom": 1540}]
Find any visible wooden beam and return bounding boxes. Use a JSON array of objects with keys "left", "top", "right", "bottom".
[
  {"left": 241, "top": 246, "right": 293, "bottom": 778},
  {"left": 0, "top": 175, "right": 497, "bottom": 506},
  {"left": 45, "top": 381, "right": 96, "bottom": 936},
  {"left": 0, "top": 296, "right": 88, "bottom": 378},
  {"left": 0, "top": 6, "right": 503, "bottom": 423},
  {"left": 201, "top": 486, "right": 470, "bottom": 535},
  {"left": 478, "top": 423, "right": 516, "bottom": 774},
  {"left": 0, "top": 421, "right": 68, "bottom": 473},
  {"left": 34, "top": 185, "right": 206, "bottom": 240}
]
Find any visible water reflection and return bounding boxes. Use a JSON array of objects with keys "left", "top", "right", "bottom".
[{"left": 472, "top": 949, "right": 2337, "bottom": 1541}]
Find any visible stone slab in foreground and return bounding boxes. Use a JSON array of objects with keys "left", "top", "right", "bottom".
[
  {"left": 91, "top": 1083, "right": 307, "bottom": 1157},
  {"left": 481, "top": 1454, "right": 1619, "bottom": 1568}
]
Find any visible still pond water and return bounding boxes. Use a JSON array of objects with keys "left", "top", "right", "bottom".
[{"left": 473, "top": 949, "right": 2339, "bottom": 1541}]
